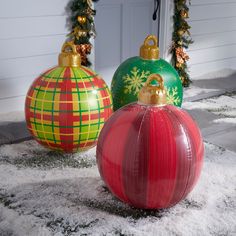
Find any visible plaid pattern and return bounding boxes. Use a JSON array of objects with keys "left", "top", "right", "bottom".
[{"left": 25, "top": 66, "right": 113, "bottom": 153}]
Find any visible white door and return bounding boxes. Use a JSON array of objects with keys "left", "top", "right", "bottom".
[{"left": 94, "top": 0, "right": 159, "bottom": 85}]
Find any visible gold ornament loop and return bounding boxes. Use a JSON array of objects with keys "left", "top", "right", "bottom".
[
  {"left": 145, "top": 74, "right": 164, "bottom": 90},
  {"left": 59, "top": 41, "right": 81, "bottom": 67},
  {"left": 144, "top": 35, "right": 158, "bottom": 47},
  {"left": 61, "top": 41, "right": 77, "bottom": 54},
  {"left": 138, "top": 74, "right": 166, "bottom": 106},
  {"left": 140, "top": 35, "right": 160, "bottom": 60}
]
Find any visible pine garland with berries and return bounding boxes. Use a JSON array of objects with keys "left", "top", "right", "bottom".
[
  {"left": 171, "top": 0, "right": 193, "bottom": 87},
  {"left": 67, "top": 0, "right": 99, "bottom": 67}
]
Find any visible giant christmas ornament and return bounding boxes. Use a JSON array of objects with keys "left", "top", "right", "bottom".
[
  {"left": 97, "top": 74, "right": 204, "bottom": 209},
  {"left": 25, "top": 42, "right": 113, "bottom": 153},
  {"left": 111, "top": 35, "right": 183, "bottom": 111}
]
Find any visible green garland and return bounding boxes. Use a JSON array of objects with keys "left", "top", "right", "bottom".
[
  {"left": 67, "top": 0, "right": 99, "bottom": 67},
  {"left": 171, "top": 0, "right": 193, "bottom": 87}
]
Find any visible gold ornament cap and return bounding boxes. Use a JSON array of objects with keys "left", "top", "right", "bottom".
[
  {"left": 140, "top": 35, "right": 160, "bottom": 60},
  {"left": 138, "top": 74, "right": 166, "bottom": 106},
  {"left": 58, "top": 41, "right": 81, "bottom": 67}
]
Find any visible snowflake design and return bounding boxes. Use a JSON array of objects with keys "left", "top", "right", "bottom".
[
  {"left": 123, "top": 67, "right": 151, "bottom": 95},
  {"left": 166, "top": 87, "right": 181, "bottom": 105}
]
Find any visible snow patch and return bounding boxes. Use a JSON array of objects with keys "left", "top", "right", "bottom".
[{"left": 183, "top": 93, "right": 236, "bottom": 124}]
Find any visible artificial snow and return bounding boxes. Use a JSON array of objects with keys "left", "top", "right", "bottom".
[
  {"left": 183, "top": 93, "right": 236, "bottom": 124},
  {"left": 0, "top": 140, "right": 235, "bottom": 236}
]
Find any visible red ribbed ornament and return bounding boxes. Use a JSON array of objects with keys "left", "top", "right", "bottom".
[{"left": 96, "top": 74, "right": 204, "bottom": 209}]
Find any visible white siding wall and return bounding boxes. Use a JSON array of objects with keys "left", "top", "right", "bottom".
[
  {"left": 0, "top": 0, "right": 68, "bottom": 113},
  {"left": 187, "top": 0, "right": 236, "bottom": 78},
  {"left": 160, "top": 0, "right": 236, "bottom": 78}
]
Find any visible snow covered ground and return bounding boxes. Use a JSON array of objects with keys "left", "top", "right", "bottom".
[{"left": 0, "top": 140, "right": 235, "bottom": 236}]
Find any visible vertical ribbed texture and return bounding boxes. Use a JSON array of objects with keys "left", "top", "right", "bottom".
[
  {"left": 122, "top": 105, "right": 150, "bottom": 207},
  {"left": 96, "top": 104, "right": 204, "bottom": 209}
]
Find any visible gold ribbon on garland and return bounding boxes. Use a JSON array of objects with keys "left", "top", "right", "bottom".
[{"left": 87, "top": 0, "right": 92, "bottom": 7}]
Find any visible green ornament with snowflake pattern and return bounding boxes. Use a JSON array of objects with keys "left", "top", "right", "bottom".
[{"left": 111, "top": 35, "right": 183, "bottom": 111}]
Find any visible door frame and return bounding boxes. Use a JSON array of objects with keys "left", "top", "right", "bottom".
[{"left": 159, "top": 0, "right": 172, "bottom": 60}]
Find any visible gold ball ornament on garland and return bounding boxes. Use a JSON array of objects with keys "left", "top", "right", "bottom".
[
  {"left": 180, "top": 76, "right": 185, "bottom": 83},
  {"left": 111, "top": 35, "right": 183, "bottom": 111},
  {"left": 180, "top": 9, "right": 189, "bottom": 18},
  {"left": 25, "top": 42, "right": 113, "bottom": 153},
  {"left": 177, "top": 29, "right": 185, "bottom": 36},
  {"left": 77, "top": 15, "right": 87, "bottom": 24},
  {"left": 72, "top": 27, "right": 88, "bottom": 40},
  {"left": 78, "top": 30, "right": 87, "bottom": 37},
  {"left": 176, "top": 62, "right": 183, "bottom": 68},
  {"left": 177, "top": 40, "right": 183, "bottom": 46}
]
